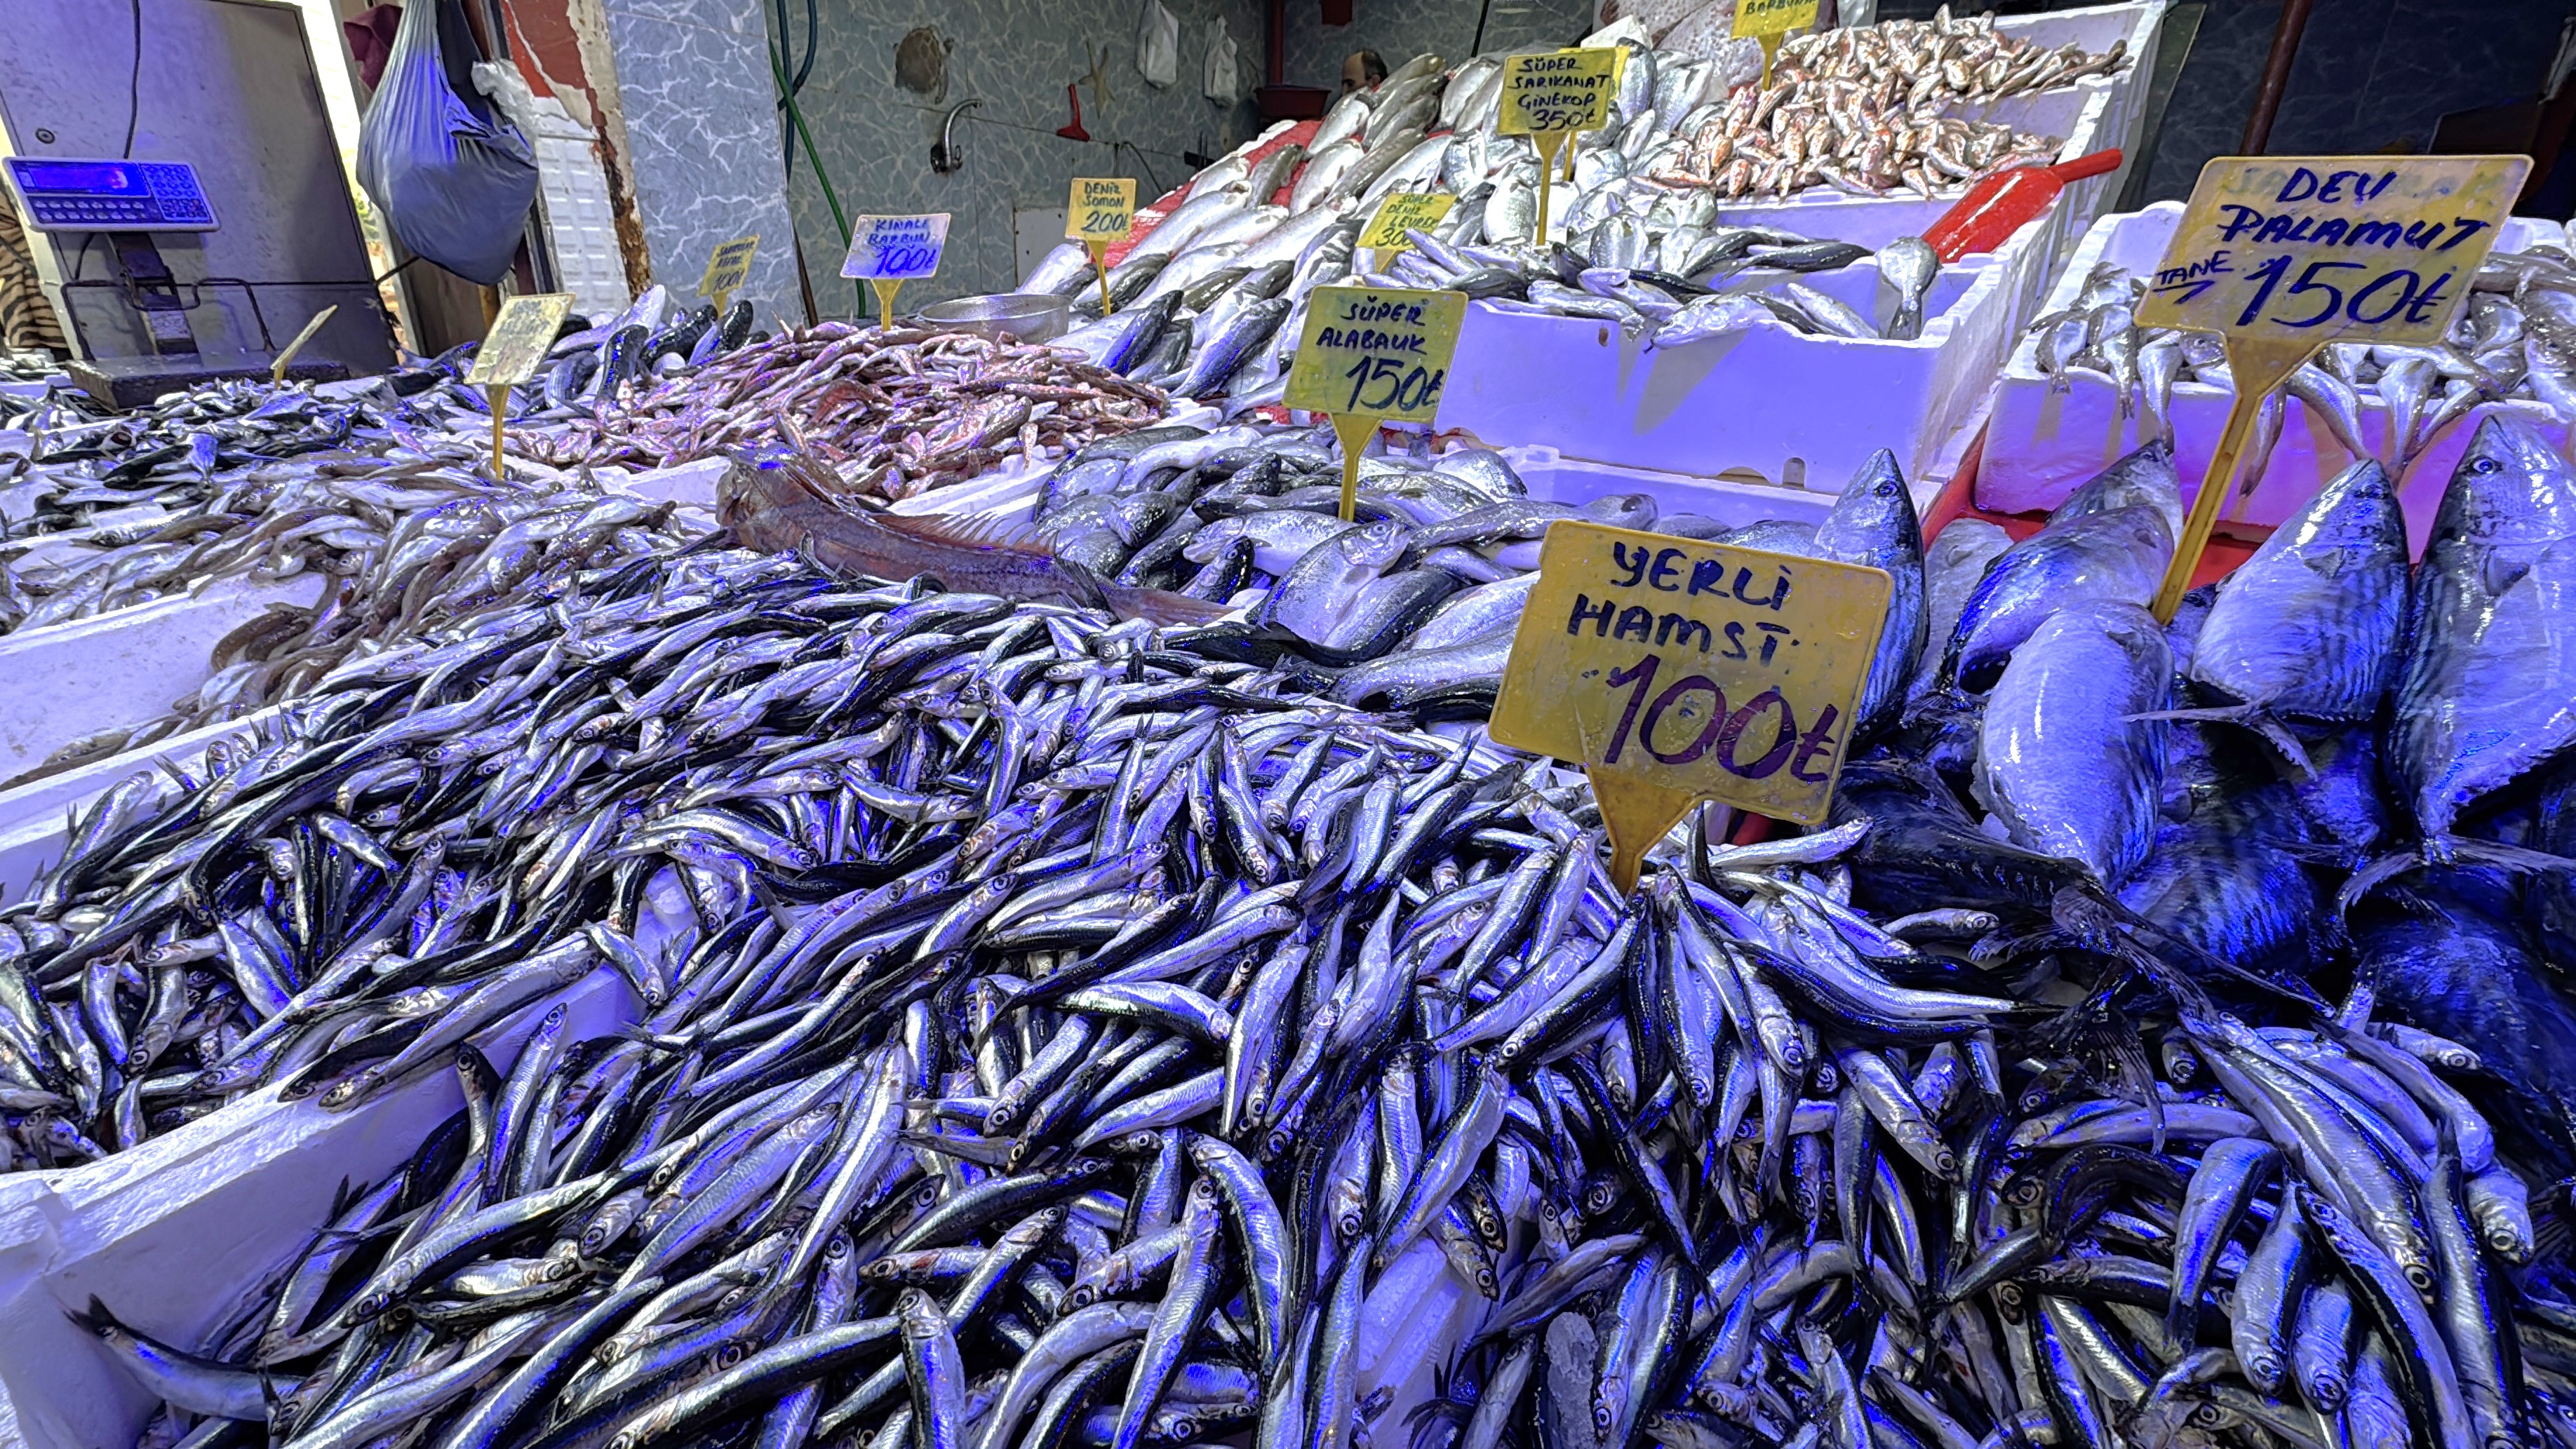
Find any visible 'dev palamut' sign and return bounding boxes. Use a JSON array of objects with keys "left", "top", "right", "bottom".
[
  {"left": 1491, "top": 521, "right": 1889, "bottom": 887},
  {"left": 2137, "top": 156, "right": 2527, "bottom": 345},
  {"left": 2134, "top": 154, "right": 2526, "bottom": 621}
]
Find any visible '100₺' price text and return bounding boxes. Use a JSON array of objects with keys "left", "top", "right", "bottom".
[{"left": 1573, "top": 541, "right": 1841, "bottom": 781}]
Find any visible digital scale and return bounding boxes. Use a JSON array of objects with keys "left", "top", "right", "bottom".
[{"left": 4, "top": 156, "right": 216, "bottom": 231}]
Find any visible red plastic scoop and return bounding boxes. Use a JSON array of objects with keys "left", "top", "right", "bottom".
[{"left": 1921, "top": 148, "right": 2124, "bottom": 262}]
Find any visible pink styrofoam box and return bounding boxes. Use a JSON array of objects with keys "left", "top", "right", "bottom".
[
  {"left": 0, "top": 970, "right": 641, "bottom": 1449},
  {"left": 1979, "top": 203, "right": 2570, "bottom": 557},
  {"left": 1442, "top": 250, "right": 2006, "bottom": 492},
  {"left": 0, "top": 574, "right": 327, "bottom": 787},
  {"left": 1493, "top": 443, "right": 1844, "bottom": 523}
]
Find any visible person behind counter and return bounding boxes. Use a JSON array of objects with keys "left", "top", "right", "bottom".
[{"left": 1340, "top": 49, "right": 1388, "bottom": 95}]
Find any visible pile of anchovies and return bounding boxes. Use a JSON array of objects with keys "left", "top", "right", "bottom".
[{"left": 11, "top": 420, "right": 2569, "bottom": 1449}]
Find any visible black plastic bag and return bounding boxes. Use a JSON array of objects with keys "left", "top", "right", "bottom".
[{"left": 356, "top": 0, "right": 539, "bottom": 285}]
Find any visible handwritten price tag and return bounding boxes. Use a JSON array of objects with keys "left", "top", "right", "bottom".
[
  {"left": 843, "top": 214, "right": 951, "bottom": 280},
  {"left": 1491, "top": 522, "right": 1889, "bottom": 887},
  {"left": 1067, "top": 178, "right": 1137, "bottom": 242},
  {"left": 1285, "top": 284, "right": 1465, "bottom": 521},
  {"left": 464, "top": 292, "right": 575, "bottom": 387},
  {"left": 1731, "top": 0, "right": 1819, "bottom": 38},
  {"left": 699, "top": 236, "right": 760, "bottom": 306},
  {"left": 1358, "top": 193, "right": 1460, "bottom": 255},
  {"left": 2137, "top": 154, "right": 2528, "bottom": 621},
  {"left": 1286, "top": 284, "right": 1466, "bottom": 422},
  {"left": 1496, "top": 48, "right": 1621, "bottom": 136},
  {"left": 2137, "top": 156, "right": 2526, "bottom": 344}
]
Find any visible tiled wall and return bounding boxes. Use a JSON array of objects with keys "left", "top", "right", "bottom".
[
  {"left": 601, "top": 0, "right": 805, "bottom": 323},
  {"left": 757, "top": 0, "right": 1270, "bottom": 314},
  {"left": 1280, "top": 0, "right": 1599, "bottom": 95}
]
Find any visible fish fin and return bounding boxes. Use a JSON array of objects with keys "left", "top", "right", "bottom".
[
  {"left": 2484, "top": 555, "right": 2537, "bottom": 598},
  {"left": 871, "top": 511, "right": 1049, "bottom": 558},
  {"left": 2127, "top": 705, "right": 2316, "bottom": 779}
]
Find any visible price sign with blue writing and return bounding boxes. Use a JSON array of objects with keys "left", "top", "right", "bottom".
[
  {"left": 2137, "top": 154, "right": 2528, "bottom": 622},
  {"left": 1285, "top": 284, "right": 1465, "bottom": 423},
  {"left": 842, "top": 214, "right": 951, "bottom": 281},
  {"left": 2138, "top": 156, "right": 2528, "bottom": 344},
  {"left": 1285, "top": 284, "right": 1466, "bottom": 521},
  {"left": 1066, "top": 178, "right": 1136, "bottom": 243},
  {"left": 1496, "top": 48, "right": 1621, "bottom": 137},
  {"left": 1491, "top": 522, "right": 1890, "bottom": 887}
]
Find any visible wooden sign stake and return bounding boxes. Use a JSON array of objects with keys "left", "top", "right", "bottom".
[{"left": 2152, "top": 337, "right": 2314, "bottom": 620}]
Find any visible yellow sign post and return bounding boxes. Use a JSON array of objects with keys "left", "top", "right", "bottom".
[
  {"left": 843, "top": 213, "right": 951, "bottom": 326},
  {"left": 1496, "top": 48, "right": 1621, "bottom": 246},
  {"left": 270, "top": 304, "right": 338, "bottom": 384},
  {"left": 1731, "top": 0, "right": 1818, "bottom": 84},
  {"left": 1068, "top": 177, "right": 1137, "bottom": 316},
  {"left": 1491, "top": 522, "right": 1891, "bottom": 892},
  {"left": 2135, "top": 154, "right": 2528, "bottom": 621},
  {"left": 1359, "top": 191, "right": 1459, "bottom": 271},
  {"left": 463, "top": 292, "right": 575, "bottom": 480},
  {"left": 699, "top": 236, "right": 761, "bottom": 311},
  {"left": 1284, "top": 284, "right": 1467, "bottom": 521}
]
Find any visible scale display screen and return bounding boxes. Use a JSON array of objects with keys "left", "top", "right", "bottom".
[{"left": 4, "top": 156, "right": 215, "bottom": 231}]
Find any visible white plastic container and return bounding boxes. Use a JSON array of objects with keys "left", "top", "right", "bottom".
[
  {"left": 1440, "top": 248, "right": 2006, "bottom": 499},
  {"left": 0, "top": 576, "right": 325, "bottom": 788},
  {"left": 1497, "top": 443, "right": 1838, "bottom": 525},
  {"left": 0, "top": 971, "right": 640, "bottom": 1449},
  {"left": 1978, "top": 203, "right": 2570, "bottom": 556}
]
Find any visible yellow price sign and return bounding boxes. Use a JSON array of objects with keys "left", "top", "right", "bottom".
[
  {"left": 464, "top": 291, "right": 574, "bottom": 481},
  {"left": 1067, "top": 177, "right": 1137, "bottom": 241},
  {"left": 1068, "top": 177, "right": 1138, "bottom": 314},
  {"left": 1491, "top": 521, "right": 1891, "bottom": 890},
  {"left": 1284, "top": 283, "right": 1466, "bottom": 520},
  {"left": 2136, "top": 154, "right": 2528, "bottom": 619},
  {"left": 699, "top": 236, "right": 760, "bottom": 307},
  {"left": 1732, "top": 0, "right": 1818, "bottom": 81},
  {"left": 1496, "top": 49, "right": 1621, "bottom": 245},
  {"left": 1496, "top": 48, "right": 1621, "bottom": 136},
  {"left": 1358, "top": 192, "right": 1459, "bottom": 255},
  {"left": 464, "top": 292, "right": 575, "bottom": 388}
]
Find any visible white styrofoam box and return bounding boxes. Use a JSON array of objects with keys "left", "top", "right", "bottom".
[
  {"left": 1496, "top": 443, "right": 1838, "bottom": 526},
  {"left": 0, "top": 710, "right": 288, "bottom": 903},
  {"left": 527, "top": 99, "right": 631, "bottom": 325},
  {"left": 1440, "top": 248, "right": 2006, "bottom": 503},
  {"left": 0, "top": 970, "right": 640, "bottom": 1449},
  {"left": 1979, "top": 203, "right": 2568, "bottom": 557},
  {"left": 0, "top": 575, "right": 326, "bottom": 788}
]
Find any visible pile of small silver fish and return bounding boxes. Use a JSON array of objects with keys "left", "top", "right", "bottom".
[
  {"left": 2025, "top": 242, "right": 2576, "bottom": 478},
  {"left": 41, "top": 436, "right": 2576, "bottom": 1449},
  {"left": 522, "top": 324, "right": 1171, "bottom": 497},
  {"left": 913, "top": 420, "right": 1927, "bottom": 728}
]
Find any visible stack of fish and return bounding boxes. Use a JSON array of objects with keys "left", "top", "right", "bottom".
[
  {"left": 2023, "top": 240, "right": 2576, "bottom": 476},
  {"left": 521, "top": 323, "right": 1172, "bottom": 496},
  {"left": 39, "top": 429, "right": 2576, "bottom": 1449},
  {"left": 732, "top": 422, "right": 1921, "bottom": 722},
  {"left": 1018, "top": 10, "right": 2100, "bottom": 403}
]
